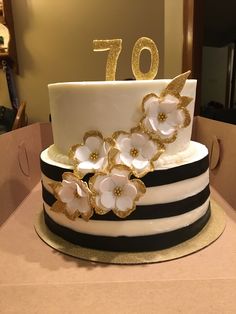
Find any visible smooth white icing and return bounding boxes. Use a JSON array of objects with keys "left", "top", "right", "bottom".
[
  {"left": 44, "top": 197, "right": 210, "bottom": 237},
  {"left": 141, "top": 171, "right": 209, "bottom": 205},
  {"left": 48, "top": 79, "right": 196, "bottom": 157}
]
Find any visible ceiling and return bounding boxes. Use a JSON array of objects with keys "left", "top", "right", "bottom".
[{"left": 204, "top": 0, "right": 236, "bottom": 47}]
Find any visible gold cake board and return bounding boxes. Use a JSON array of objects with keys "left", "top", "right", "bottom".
[{"left": 35, "top": 199, "right": 226, "bottom": 265}]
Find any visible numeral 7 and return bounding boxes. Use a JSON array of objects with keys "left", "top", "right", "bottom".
[{"left": 93, "top": 39, "right": 122, "bottom": 81}]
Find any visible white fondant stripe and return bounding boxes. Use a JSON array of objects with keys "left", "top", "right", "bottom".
[
  {"left": 41, "top": 173, "right": 56, "bottom": 194},
  {"left": 142, "top": 170, "right": 209, "bottom": 205},
  {"left": 44, "top": 197, "right": 210, "bottom": 237},
  {"left": 41, "top": 169, "right": 209, "bottom": 206}
]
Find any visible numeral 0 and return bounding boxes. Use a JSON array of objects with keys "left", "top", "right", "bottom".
[
  {"left": 93, "top": 37, "right": 159, "bottom": 81},
  {"left": 131, "top": 37, "right": 159, "bottom": 80}
]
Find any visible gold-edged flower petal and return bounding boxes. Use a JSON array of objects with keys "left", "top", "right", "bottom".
[
  {"left": 140, "top": 115, "right": 178, "bottom": 144},
  {"left": 140, "top": 72, "right": 192, "bottom": 143},
  {"left": 50, "top": 172, "right": 93, "bottom": 221},
  {"left": 89, "top": 165, "right": 146, "bottom": 218},
  {"left": 69, "top": 130, "right": 114, "bottom": 178},
  {"left": 181, "top": 107, "right": 191, "bottom": 128},
  {"left": 141, "top": 93, "right": 159, "bottom": 114},
  {"left": 111, "top": 130, "right": 165, "bottom": 178}
]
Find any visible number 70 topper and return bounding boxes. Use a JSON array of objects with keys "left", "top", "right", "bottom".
[{"left": 93, "top": 37, "right": 159, "bottom": 81}]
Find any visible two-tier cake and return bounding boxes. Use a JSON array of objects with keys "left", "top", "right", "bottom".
[{"left": 40, "top": 71, "right": 211, "bottom": 252}]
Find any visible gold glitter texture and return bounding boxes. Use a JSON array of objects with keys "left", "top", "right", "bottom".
[
  {"left": 93, "top": 39, "right": 122, "bottom": 81},
  {"left": 131, "top": 37, "right": 159, "bottom": 80},
  {"left": 160, "top": 71, "right": 191, "bottom": 98}
]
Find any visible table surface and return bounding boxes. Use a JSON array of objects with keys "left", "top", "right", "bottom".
[{"left": 0, "top": 183, "right": 236, "bottom": 314}]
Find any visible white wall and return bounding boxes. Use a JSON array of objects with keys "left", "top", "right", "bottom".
[
  {"left": 0, "top": 0, "right": 183, "bottom": 122},
  {"left": 164, "top": 0, "right": 183, "bottom": 78}
]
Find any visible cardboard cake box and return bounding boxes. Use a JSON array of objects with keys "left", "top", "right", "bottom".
[{"left": 0, "top": 117, "right": 236, "bottom": 313}]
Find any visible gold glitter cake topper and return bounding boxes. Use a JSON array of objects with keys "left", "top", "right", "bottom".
[
  {"left": 93, "top": 37, "right": 159, "bottom": 80},
  {"left": 131, "top": 37, "right": 159, "bottom": 80},
  {"left": 93, "top": 39, "right": 122, "bottom": 81}
]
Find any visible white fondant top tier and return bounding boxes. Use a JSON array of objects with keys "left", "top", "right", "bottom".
[{"left": 48, "top": 79, "right": 197, "bottom": 156}]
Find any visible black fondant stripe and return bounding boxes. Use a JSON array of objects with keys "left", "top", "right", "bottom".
[
  {"left": 140, "top": 155, "right": 209, "bottom": 187},
  {"left": 40, "top": 158, "right": 73, "bottom": 181},
  {"left": 42, "top": 183, "right": 210, "bottom": 220},
  {"left": 40, "top": 154, "right": 209, "bottom": 187},
  {"left": 43, "top": 205, "right": 211, "bottom": 252}
]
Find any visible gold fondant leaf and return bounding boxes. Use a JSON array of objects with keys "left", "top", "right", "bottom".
[
  {"left": 64, "top": 209, "right": 78, "bottom": 221},
  {"left": 178, "top": 96, "right": 193, "bottom": 108},
  {"left": 161, "top": 71, "right": 191, "bottom": 97},
  {"left": 51, "top": 200, "right": 65, "bottom": 213}
]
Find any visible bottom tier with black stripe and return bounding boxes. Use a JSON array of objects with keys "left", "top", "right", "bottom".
[{"left": 40, "top": 141, "right": 211, "bottom": 252}]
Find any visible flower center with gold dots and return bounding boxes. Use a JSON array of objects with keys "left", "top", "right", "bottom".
[
  {"left": 158, "top": 112, "right": 167, "bottom": 122},
  {"left": 130, "top": 147, "right": 139, "bottom": 158},
  {"left": 113, "top": 186, "right": 123, "bottom": 197},
  {"left": 89, "top": 151, "right": 99, "bottom": 161}
]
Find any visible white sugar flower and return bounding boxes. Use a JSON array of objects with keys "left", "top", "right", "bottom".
[
  {"left": 141, "top": 93, "right": 185, "bottom": 141},
  {"left": 140, "top": 71, "right": 193, "bottom": 142},
  {"left": 52, "top": 172, "right": 93, "bottom": 220},
  {"left": 89, "top": 165, "right": 146, "bottom": 218},
  {"left": 69, "top": 131, "right": 113, "bottom": 178},
  {"left": 111, "top": 131, "right": 164, "bottom": 177}
]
